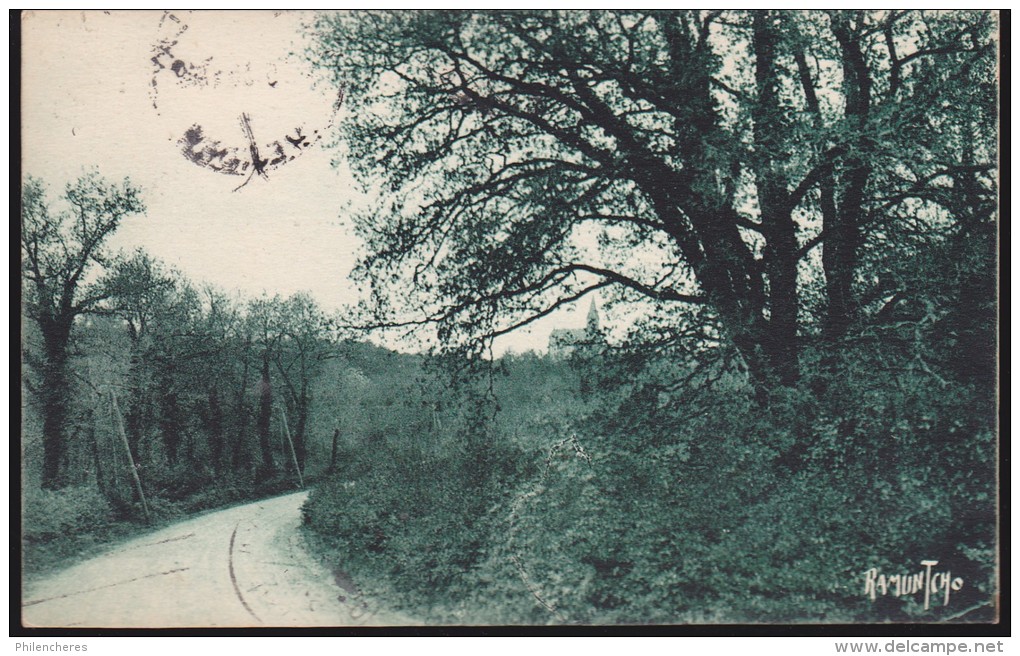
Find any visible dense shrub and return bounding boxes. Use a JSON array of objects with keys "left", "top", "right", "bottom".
[
  {"left": 22, "top": 485, "right": 115, "bottom": 544},
  {"left": 303, "top": 336, "right": 997, "bottom": 624},
  {"left": 303, "top": 437, "right": 533, "bottom": 621},
  {"left": 21, "top": 485, "right": 118, "bottom": 575}
]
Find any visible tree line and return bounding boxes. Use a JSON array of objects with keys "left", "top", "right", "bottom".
[{"left": 21, "top": 173, "right": 348, "bottom": 511}]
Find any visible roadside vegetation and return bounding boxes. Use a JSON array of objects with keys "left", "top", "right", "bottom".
[
  {"left": 302, "top": 330, "right": 996, "bottom": 624},
  {"left": 22, "top": 9, "right": 998, "bottom": 624},
  {"left": 299, "top": 9, "right": 998, "bottom": 624},
  {"left": 19, "top": 172, "right": 393, "bottom": 579}
]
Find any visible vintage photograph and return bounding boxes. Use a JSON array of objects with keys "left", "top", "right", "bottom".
[{"left": 19, "top": 10, "right": 1000, "bottom": 628}]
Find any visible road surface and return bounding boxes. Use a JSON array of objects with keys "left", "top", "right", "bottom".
[{"left": 22, "top": 491, "right": 417, "bottom": 628}]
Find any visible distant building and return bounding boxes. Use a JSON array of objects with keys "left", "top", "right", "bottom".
[{"left": 548, "top": 299, "right": 605, "bottom": 358}]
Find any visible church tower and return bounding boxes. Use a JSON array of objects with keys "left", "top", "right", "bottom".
[
  {"left": 585, "top": 298, "right": 600, "bottom": 336},
  {"left": 548, "top": 297, "right": 605, "bottom": 357}
]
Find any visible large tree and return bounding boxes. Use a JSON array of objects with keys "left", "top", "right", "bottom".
[
  {"left": 309, "top": 10, "right": 997, "bottom": 390},
  {"left": 21, "top": 172, "right": 145, "bottom": 489}
]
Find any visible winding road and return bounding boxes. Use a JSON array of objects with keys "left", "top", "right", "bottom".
[{"left": 21, "top": 491, "right": 417, "bottom": 628}]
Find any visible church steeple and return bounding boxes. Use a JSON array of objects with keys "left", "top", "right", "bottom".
[
  {"left": 548, "top": 296, "right": 606, "bottom": 357},
  {"left": 586, "top": 298, "right": 600, "bottom": 334}
]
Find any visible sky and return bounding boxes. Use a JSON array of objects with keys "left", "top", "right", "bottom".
[{"left": 20, "top": 10, "right": 584, "bottom": 355}]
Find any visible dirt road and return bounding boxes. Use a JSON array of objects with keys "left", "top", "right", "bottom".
[{"left": 21, "top": 491, "right": 416, "bottom": 628}]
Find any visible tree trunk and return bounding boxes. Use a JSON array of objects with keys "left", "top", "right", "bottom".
[
  {"left": 39, "top": 318, "right": 72, "bottom": 490},
  {"left": 329, "top": 427, "right": 340, "bottom": 474},
  {"left": 256, "top": 356, "right": 275, "bottom": 481},
  {"left": 207, "top": 385, "right": 224, "bottom": 474},
  {"left": 160, "top": 370, "right": 181, "bottom": 467},
  {"left": 753, "top": 10, "right": 800, "bottom": 386},
  {"left": 294, "top": 386, "right": 309, "bottom": 472},
  {"left": 824, "top": 11, "right": 872, "bottom": 344},
  {"left": 124, "top": 344, "right": 145, "bottom": 465},
  {"left": 822, "top": 158, "right": 868, "bottom": 344},
  {"left": 763, "top": 213, "right": 801, "bottom": 386},
  {"left": 232, "top": 341, "right": 252, "bottom": 472},
  {"left": 91, "top": 413, "right": 107, "bottom": 498},
  {"left": 40, "top": 377, "right": 70, "bottom": 489},
  {"left": 124, "top": 402, "right": 145, "bottom": 467}
]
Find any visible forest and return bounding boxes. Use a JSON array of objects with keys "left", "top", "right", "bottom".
[
  {"left": 21, "top": 10, "right": 998, "bottom": 624},
  {"left": 21, "top": 172, "right": 390, "bottom": 570}
]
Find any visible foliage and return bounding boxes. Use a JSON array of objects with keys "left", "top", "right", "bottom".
[
  {"left": 20, "top": 482, "right": 144, "bottom": 579},
  {"left": 299, "top": 13, "right": 997, "bottom": 622},
  {"left": 308, "top": 10, "right": 997, "bottom": 390},
  {"left": 22, "top": 485, "right": 115, "bottom": 546},
  {"left": 21, "top": 10, "right": 998, "bottom": 625},
  {"left": 304, "top": 246, "right": 996, "bottom": 624},
  {"left": 21, "top": 171, "right": 146, "bottom": 489},
  {"left": 303, "top": 334, "right": 995, "bottom": 623},
  {"left": 302, "top": 354, "right": 577, "bottom": 623},
  {"left": 20, "top": 171, "right": 355, "bottom": 573}
]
